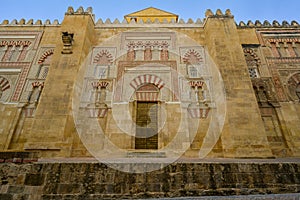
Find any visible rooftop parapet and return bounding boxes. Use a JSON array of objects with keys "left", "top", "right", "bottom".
[
  {"left": 0, "top": 19, "right": 60, "bottom": 26},
  {"left": 205, "top": 9, "right": 233, "bottom": 18},
  {"left": 238, "top": 20, "right": 300, "bottom": 28},
  {"left": 65, "top": 6, "right": 93, "bottom": 16},
  {"left": 94, "top": 17, "right": 204, "bottom": 28},
  {"left": 1, "top": 6, "right": 299, "bottom": 29}
]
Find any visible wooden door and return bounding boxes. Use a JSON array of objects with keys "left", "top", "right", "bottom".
[{"left": 135, "top": 102, "right": 158, "bottom": 149}]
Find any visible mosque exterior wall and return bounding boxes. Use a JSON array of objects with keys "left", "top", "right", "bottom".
[{"left": 0, "top": 7, "right": 299, "bottom": 160}]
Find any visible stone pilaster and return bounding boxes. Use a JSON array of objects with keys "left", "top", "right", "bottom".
[
  {"left": 203, "top": 10, "right": 273, "bottom": 158},
  {"left": 24, "top": 8, "right": 96, "bottom": 157}
]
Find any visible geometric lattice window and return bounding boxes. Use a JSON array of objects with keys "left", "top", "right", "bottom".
[
  {"left": 188, "top": 65, "right": 198, "bottom": 78},
  {"left": 243, "top": 47, "right": 261, "bottom": 78},
  {"left": 94, "top": 66, "right": 108, "bottom": 79},
  {"left": 39, "top": 66, "right": 49, "bottom": 79},
  {"left": 248, "top": 68, "right": 259, "bottom": 78}
]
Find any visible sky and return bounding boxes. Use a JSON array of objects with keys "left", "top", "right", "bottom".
[{"left": 1, "top": 0, "right": 300, "bottom": 24}]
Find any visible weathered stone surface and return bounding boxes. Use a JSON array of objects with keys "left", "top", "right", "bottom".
[{"left": 0, "top": 162, "right": 300, "bottom": 199}]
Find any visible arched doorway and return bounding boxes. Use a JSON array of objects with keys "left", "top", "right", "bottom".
[{"left": 135, "top": 84, "right": 159, "bottom": 149}]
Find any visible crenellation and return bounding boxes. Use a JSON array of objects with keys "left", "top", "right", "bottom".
[
  {"left": 205, "top": 9, "right": 214, "bottom": 17},
  {"left": 93, "top": 13, "right": 207, "bottom": 27},
  {"left": 225, "top": 9, "right": 233, "bottom": 17},
  {"left": 65, "top": 6, "right": 93, "bottom": 16},
  {"left": 247, "top": 20, "right": 255, "bottom": 27},
  {"left": 282, "top": 20, "right": 290, "bottom": 27},
  {"left": 52, "top": 19, "right": 59, "bottom": 25},
  {"left": 10, "top": 19, "right": 17, "bottom": 25},
  {"left": 178, "top": 19, "right": 185, "bottom": 24},
  {"left": 145, "top": 18, "right": 152, "bottom": 24},
  {"left": 0, "top": 19, "right": 60, "bottom": 26},
  {"left": 187, "top": 18, "right": 194, "bottom": 24},
  {"left": 215, "top": 9, "right": 223, "bottom": 16},
  {"left": 96, "top": 19, "right": 103, "bottom": 24},
  {"left": 44, "top": 19, "right": 51, "bottom": 25},
  {"left": 291, "top": 20, "right": 299, "bottom": 27},
  {"left": 35, "top": 20, "right": 42, "bottom": 25},
  {"left": 255, "top": 20, "right": 262, "bottom": 27},
  {"left": 263, "top": 20, "right": 271, "bottom": 27},
  {"left": 1, "top": 20, "right": 8, "bottom": 25},
  {"left": 237, "top": 20, "right": 300, "bottom": 28},
  {"left": 26, "top": 19, "right": 33, "bottom": 25},
  {"left": 19, "top": 19, "right": 25, "bottom": 25},
  {"left": 76, "top": 6, "right": 84, "bottom": 14},
  {"left": 195, "top": 18, "right": 203, "bottom": 24},
  {"left": 105, "top": 18, "right": 112, "bottom": 24},
  {"left": 273, "top": 20, "right": 281, "bottom": 27},
  {"left": 138, "top": 18, "right": 144, "bottom": 24},
  {"left": 204, "top": 9, "right": 233, "bottom": 18},
  {"left": 239, "top": 21, "right": 246, "bottom": 27},
  {"left": 113, "top": 19, "right": 120, "bottom": 24}
]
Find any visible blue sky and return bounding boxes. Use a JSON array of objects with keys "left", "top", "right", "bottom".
[{"left": 1, "top": 0, "right": 299, "bottom": 24}]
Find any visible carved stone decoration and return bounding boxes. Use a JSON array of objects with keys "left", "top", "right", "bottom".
[
  {"left": 287, "top": 73, "right": 300, "bottom": 101},
  {"left": 0, "top": 40, "right": 32, "bottom": 62},
  {"left": 251, "top": 78, "right": 280, "bottom": 107},
  {"left": 23, "top": 81, "right": 44, "bottom": 117},
  {"left": 87, "top": 81, "right": 109, "bottom": 118},
  {"left": 135, "top": 84, "right": 159, "bottom": 101},
  {"left": 61, "top": 32, "right": 74, "bottom": 54},
  {"left": 38, "top": 49, "right": 54, "bottom": 64},
  {"left": 130, "top": 74, "right": 165, "bottom": 90},
  {"left": 144, "top": 41, "right": 152, "bottom": 61},
  {"left": 183, "top": 49, "right": 203, "bottom": 64},
  {"left": 160, "top": 41, "right": 169, "bottom": 61},
  {"left": 125, "top": 40, "right": 170, "bottom": 61},
  {"left": 188, "top": 80, "right": 210, "bottom": 119},
  {"left": 243, "top": 47, "right": 261, "bottom": 78},
  {"left": 0, "top": 76, "right": 10, "bottom": 101},
  {"left": 127, "top": 43, "right": 135, "bottom": 61},
  {"left": 93, "top": 50, "right": 113, "bottom": 65}
]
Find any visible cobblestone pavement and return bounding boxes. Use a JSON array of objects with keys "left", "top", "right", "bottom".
[{"left": 140, "top": 193, "right": 300, "bottom": 200}]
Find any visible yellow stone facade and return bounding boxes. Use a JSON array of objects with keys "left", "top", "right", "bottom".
[{"left": 0, "top": 7, "right": 299, "bottom": 159}]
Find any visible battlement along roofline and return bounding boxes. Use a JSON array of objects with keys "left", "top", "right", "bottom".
[{"left": 0, "top": 6, "right": 299, "bottom": 29}]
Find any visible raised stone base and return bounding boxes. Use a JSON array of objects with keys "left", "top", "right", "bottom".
[{"left": 1, "top": 159, "right": 300, "bottom": 199}]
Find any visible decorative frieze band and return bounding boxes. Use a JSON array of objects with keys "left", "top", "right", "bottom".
[
  {"left": 91, "top": 81, "right": 109, "bottom": 89},
  {"left": 38, "top": 49, "right": 54, "bottom": 64},
  {"left": 127, "top": 41, "right": 169, "bottom": 50},
  {"left": 31, "top": 81, "right": 44, "bottom": 88},
  {"left": 266, "top": 57, "right": 300, "bottom": 64},
  {"left": 0, "top": 40, "right": 31, "bottom": 47},
  {"left": 0, "top": 76, "right": 10, "bottom": 91},
  {"left": 189, "top": 81, "right": 204, "bottom": 88},
  {"left": 93, "top": 50, "right": 113, "bottom": 65},
  {"left": 267, "top": 38, "right": 300, "bottom": 44}
]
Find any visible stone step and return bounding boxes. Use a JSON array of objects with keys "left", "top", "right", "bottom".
[{"left": 126, "top": 151, "right": 166, "bottom": 158}]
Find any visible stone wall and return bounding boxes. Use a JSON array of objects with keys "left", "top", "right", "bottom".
[{"left": 0, "top": 161, "right": 300, "bottom": 199}]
